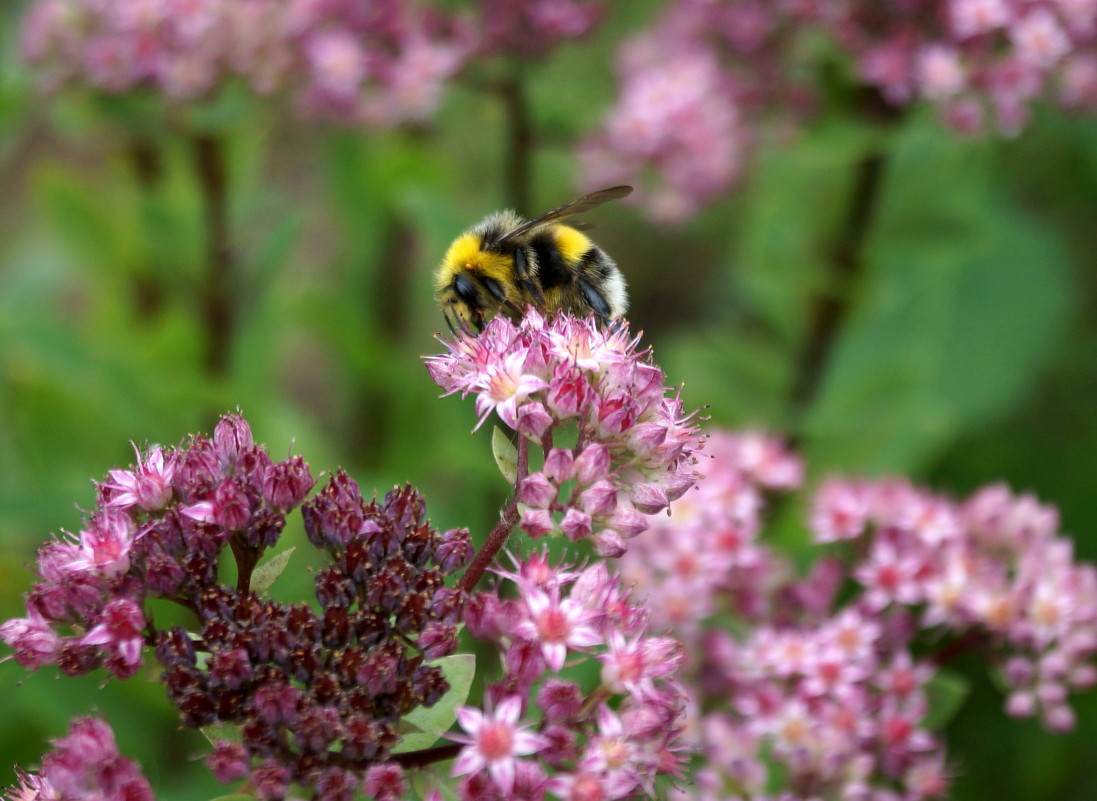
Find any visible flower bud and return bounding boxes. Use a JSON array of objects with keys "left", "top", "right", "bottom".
[
  {"left": 214, "top": 414, "right": 254, "bottom": 469},
  {"left": 543, "top": 448, "right": 575, "bottom": 483},
  {"left": 520, "top": 507, "right": 556, "bottom": 538},
  {"left": 520, "top": 472, "right": 557, "bottom": 509},
  {"left": 561, "top": 509, "right": 592, "bottom": 542},
  {"left": 630, "top": 482, "right": 669, "bottom": 515},
  {"left": 263, "top": 455, "right": 315, "bottom": 511},
  {"left": 575, "top": 443, "right": 610, "bottom": 486}
]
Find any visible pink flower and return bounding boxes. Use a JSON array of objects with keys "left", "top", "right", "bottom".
[
  {"left": 514, "top": 588, "right": 602, "bottom": 671},
  {"left": 450, "top": 696, "right": 549, "bottom": 793},
  {"left": 0, "top": 608, "right": 61, "bottom": 670},
  {"left": 101, "top": 444, "right": 176, "bottom": 512},
  {"left": 918, "top": 44, "right": 966, "bottom": 100},
  {"left": 68, "top": 510, "right": 138, "bottom": 578},
  {"left": 810, "top": 478, "right": 869, "bottom": 543},
  {"left": 950, "top": 0, "right": 1010, "bottom": 38},
  {"left": 305, "top": 29, "right": 365, "bottom": 99},
  {"left": 599, "top": 632, "right": 683, "bottom": 694},
  {"left": 13, "top": 716, "right": 154, "bottom": 801},
  {"left": 854, "top": 538, "right": 927, "bottom": 609},
  {"left": 428, "top": 312, "right": 702, "bottom": 555},
  {"left": 473, "top": 349, "right": 548, "bottom": 431},
  {"left": 1012, "top": 9, "right": 1071, "bottom": 69}
]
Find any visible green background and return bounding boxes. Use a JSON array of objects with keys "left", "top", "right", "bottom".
[{"left": 1, "top": 2, "right": 1096, "bottom": 799}]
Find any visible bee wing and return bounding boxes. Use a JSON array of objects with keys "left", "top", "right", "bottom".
[{"left": 496, "top": 185, "right": 632, "bottom": 245}]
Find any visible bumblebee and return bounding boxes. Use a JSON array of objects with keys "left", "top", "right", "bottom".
[{"left": 434, "top": 185, "right": 632, "bottom": 332}]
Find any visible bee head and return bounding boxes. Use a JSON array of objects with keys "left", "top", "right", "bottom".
[{"left": 435, "top": 231, "right": 517, "bottom": 332}]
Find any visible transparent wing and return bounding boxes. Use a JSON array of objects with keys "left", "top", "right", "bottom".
[{"left": 496, "top": 186, "right": 632, "bottom": 245}]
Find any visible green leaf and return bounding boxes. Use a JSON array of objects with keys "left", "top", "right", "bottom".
[
  {"left": 802, "top": 122, "right": 1074, "bottom": 474},
  {"left": 250, "top": 547, "right": 295, "bottom": 595},
  {"left": 492, "top": 426, "right": 519, "bottom": 485},
  {"left": 393, "top": 654, "right": 476, "bottom": 753},
  {"left": 210, "top": 795, "right": 256, "bottom": 801},
  {"left": 923, "top": 667, "right": 971, "bottom": 730},
  {"left": 200, "top": 721, "right": 243, "bottom": 746},
  {"left": 394, "top": 731, "right": 444, "bottom": 753}
]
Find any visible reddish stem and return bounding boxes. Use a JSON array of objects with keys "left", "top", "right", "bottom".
[
  {"left": 458, "top": 435, "right": 530, "bottom": 593},
  {"left": 390, "top": 742, "right": 463, "bottom": 770},
  {"left": 931, "top": 630, "right": 987, "bottom": 666}
]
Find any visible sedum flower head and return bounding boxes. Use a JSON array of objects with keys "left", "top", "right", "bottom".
[
  {"left": 2, "top": 413, "right": 315, "bottom": 680},
  {"left": 452, "top": 555, "right": 688, "bottom": 801},
  {"left": 426, "top": 310, "right": 703, "bottom": 556},
  {"left": 161, "top": 479, "right": 471, "bottom": 797},
  {"left": 0, "top": 413, "right": 476, "bottom": 799},
  {"left": 19, "top": 0, "right": 477, "bottom": 125},
  {"left": 582, "top": 0, "right": 1097, "bottom": 221},
  {"left": 621, "top": 425, "right": 1097, "bottom": 800}
]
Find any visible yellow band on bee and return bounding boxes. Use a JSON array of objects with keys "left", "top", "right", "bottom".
[{"left": 552, "top": 225, "right": 591, "bottom": 264}]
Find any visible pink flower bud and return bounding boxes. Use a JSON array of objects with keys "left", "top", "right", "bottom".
[
  {"left": 520, "top": 508, "right": 556, "bottom": 538},
  {"left": 520, "top": 472, "right": 557, "bottom": 509},
  {"left": 207, "top": 741, "right": 249, "bottom": 783},
  {"left": 592, "top": 529, "right": 625, "bottom": 558},
  {"left": 610, "top": 507, "right": 649, "bottom": 539},
  {"left": 213, "top": 478, "right": 251, "bottom": 531},
  {"left": 630, "top": 482, "right": 669, "bottom": 515},
  {"left": 575, "top": 444, "right": 610, "bottom": 486},
  {"left": 214, "top": 413, "right": 254, "bottom": 467},
  {"left": 1006, "top": 691, "right": 1037, "bottom": 718},
  {"left": 580, "top": 481, "right": 618, "bottom": 517},
  {"left": 546, "top": 367, "right": 592, "bottom": 419},
  {"left": 517, "top": 401, "right": 553, "bottom": 440},
  {"left": 544, "top": 448, "right": 575, "bottom": 483},
  {"left": 561, "top": 509, "right": 592, "bottom": 541}
]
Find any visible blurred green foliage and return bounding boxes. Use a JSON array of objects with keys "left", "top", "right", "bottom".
[{"left": 1, "top": 1, "right": 1096, "bottom": 799}]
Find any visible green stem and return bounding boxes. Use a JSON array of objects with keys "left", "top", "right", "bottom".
[
  {"left": 125, "top": 138, "right": 168, "bottom": 321},
  {"left": 786, "top": 150, "right": 886, "bottom": 439},
  {"left": 497, "top": 68, "right": 533, "bottom": 216},
  {"left": 191, "top": 134, "right": 235, "bottom": 377}
]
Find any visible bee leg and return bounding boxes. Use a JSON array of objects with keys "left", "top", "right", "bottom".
[
  {"left": 444, "top": 304, "right": 476, "bottom": 337},
  {"left": 576, "top": 277, "right": 613, "bottom": 327},
  {"left": 442, "top": 305, "right": 460, "bottom": 336},
  {"left": 514, "top": 247, "right": 546, "bottom": 310}
]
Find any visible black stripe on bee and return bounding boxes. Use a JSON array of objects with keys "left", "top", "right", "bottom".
[{"left": 529, "top": 235, "right": 571, "bottom": 290}]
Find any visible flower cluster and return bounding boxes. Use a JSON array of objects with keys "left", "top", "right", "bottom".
[
  {"left": 5, "top": 717, "right": 154, "bottom": 801},
  {"left": 618, "top": 426, "right": 1097, "bottom": 799},
  {"left": 477, "top": 0, "right": 604, "bottom": 58},
  {"left": 453, "top": 554, "right": 688, "bottom": 801},
  {"left": 583, "top": 0, "right": 1097, "bottom": 221},
  {"left": 579, "top": 17, "right": 748, "bottom": 224},
  {"left": 616, "top": 430, "right": 804, "bottom": 644},
  {"left": 425, "top": 309, "right": 703, "bottom": 557},
  {"left": 831, "top": 0, "right": 1097, "bottom": 133},
  {"left": 19, "top": 0, "right": 607, "bottom": 123},
  {"left": 689, "top": 616, "right": 949, "bottom": 800},
  {"left": 0, "top": 414, "right": 481, "bottom": 800},
  {"left": 811, "top": 477, "right": 1097, "bottom": 731},
  {"left": 0, "top": 414, "right": 313, "bottom": 680},
  {"left": 19, "top": 0, "right": 473, "bottom": 124},
  {"left": 161, "top": 478, "right": 472, "bottom": 799}
]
